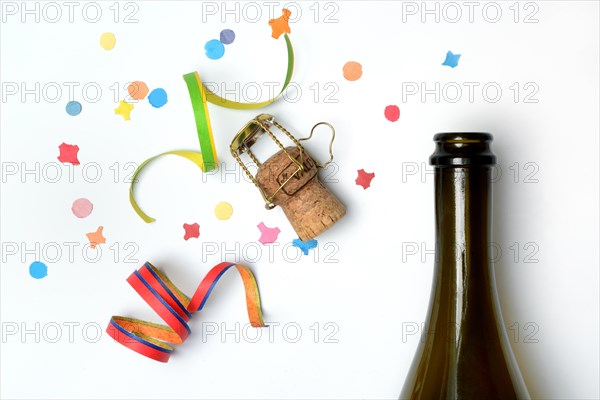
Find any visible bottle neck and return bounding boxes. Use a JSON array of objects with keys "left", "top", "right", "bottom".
[
  {"left": 430, "top": 166, "right": 496, "bottom": 339},
  {"left": 435, "top": 165, "right": 492, "bottom": 272}
]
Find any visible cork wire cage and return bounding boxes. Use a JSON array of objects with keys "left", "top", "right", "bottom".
[{"left": 230, "top": 113, "right": 335, "bottom": 209}]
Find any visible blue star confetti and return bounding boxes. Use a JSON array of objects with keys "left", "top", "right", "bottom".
[
  {"left": 441, "top": 50, "right": 461, "bottom": 68},
  {"left": 292, "top": 238, "right": 318, "bottom": 255}
]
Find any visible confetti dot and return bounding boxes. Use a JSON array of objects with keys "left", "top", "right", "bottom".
[
  {"left": 214, "top": 202, "right": 233, "bottom": 220},
  {"left": 384, "top": 105, "right": 400, "bottom": 122},
  {"left": 148, "top": 88, "right": 168, "bottom": 108},
  {"left": 99, "top": 32, "right": 116, "bottom": 50},
  {"left": 220, "top": 29, "right": 236, "bottom": 44},
  {"left": 343, "top": 61, "right": 362, "bottom": 81},
  {"left": 205, "top": 39, "right": 225, "bottom": 60},
  {"left": 65, "top": 101, "right": 82, "bottom": 116},
  {"left": 29, "top": 261, "right": 48, "bottom": 279},
  {"left": 72, "top": 198, "right": 93, "bottom": 218},
  {"left": 128, "top": 81, "right": 149, "bottom": 100}
]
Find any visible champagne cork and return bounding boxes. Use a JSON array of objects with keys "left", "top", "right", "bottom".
[{"left": 256, "top": 146, "right": 346, "bottom": 241}]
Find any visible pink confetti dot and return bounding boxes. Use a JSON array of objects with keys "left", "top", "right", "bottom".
[
  {"left": 384, "top": 105, "right": 400, "bottom": 122},
  {"left": 72, "top": 198, "right": 93, "bottom": 218}
]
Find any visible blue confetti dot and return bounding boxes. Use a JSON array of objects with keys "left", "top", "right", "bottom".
[
  {"left": 148, "top": 88, "right": 168, "bottom": 108},
  {"left": 205, "top": 39, "right": 225, "bottom": 60},
  {"left": 66, "top": 101, "right": 82, "bottom": 116},
  {"left": 220, "top": 29, "right": 235, "bottom": 45},
  {"left": 29, "top": 261, "right": 48, "bottom": 279}
]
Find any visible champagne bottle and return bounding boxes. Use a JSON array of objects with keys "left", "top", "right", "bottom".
[{"left": 400, "top": 133, "right": 530, "bottom": 400}]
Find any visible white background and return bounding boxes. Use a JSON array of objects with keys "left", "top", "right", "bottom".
[{"left": 1, "top": 1, "right": 599, "bottom": 399}]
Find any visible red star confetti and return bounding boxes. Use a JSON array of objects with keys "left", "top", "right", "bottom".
[
  {"left": 269, "top": 8, "right": 291, "bottom": 39},
  {"left": 57, "top": 143, "right": 80, "bottom": 165},
  {"left": 86, "top": 226, "right": 106, "bottom": 249},
  {"left": 356, "top": 169, "right": 375, "bottom": 189},
  {"left": 257, "top": 222, "right": 281, "bottom": 244},
  {"left": 183, "top": 223, "right": 200, "bottom": 240}
]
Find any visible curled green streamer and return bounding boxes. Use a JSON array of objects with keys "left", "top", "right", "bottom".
[{"left": 129, "top": 34, "right": 294, "bottom": 223}]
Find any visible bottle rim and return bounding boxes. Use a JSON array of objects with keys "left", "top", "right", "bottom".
[
  {"left": 430, "top": 132, "right": 496, "bottom": 167},
  {"left": 433, "top": 132, "right": 493, "bottom": 142}
]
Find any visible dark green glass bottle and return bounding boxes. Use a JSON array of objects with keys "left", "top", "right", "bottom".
[{"left": 400, "top": 133, "right": 530, "bottom": 399}]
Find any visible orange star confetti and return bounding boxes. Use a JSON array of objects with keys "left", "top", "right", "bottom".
[
  {"left": 86, "top": 226, "right": 106, "bottom": 249},
  {"left": 269, "top": 8, "right": 291, "bottom": 39}
]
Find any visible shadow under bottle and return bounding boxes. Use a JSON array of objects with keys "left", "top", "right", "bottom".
[{"left": 400, "top": 133, "right": 530, "bottom": 399}]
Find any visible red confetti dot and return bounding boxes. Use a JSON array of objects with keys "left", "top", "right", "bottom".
[{"left": 384, "top": 105, "right": 400, "bottom": 122}]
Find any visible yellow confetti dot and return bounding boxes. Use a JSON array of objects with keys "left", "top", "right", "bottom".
[
  {"left": 214, "top": 202, "right": 233, "bottom": 220},
  {"left": 100, "top": 32, "right": 116, "bottom": 50}
]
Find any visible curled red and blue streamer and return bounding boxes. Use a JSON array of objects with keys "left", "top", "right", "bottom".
[{"left": 107, "top": 261, "right": 265, "bottom": 362}]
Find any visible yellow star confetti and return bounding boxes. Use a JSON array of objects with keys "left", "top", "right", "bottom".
[
  {"left": 114, "top": 100, "right": 134, "bottom": 121},
  {"left": 86, "top": 226, "right": 106, "bottom": 249}
]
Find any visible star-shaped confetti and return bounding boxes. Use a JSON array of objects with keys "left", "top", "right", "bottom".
[
  {"left": 257, "top": 222, "right": 281, "bottom": 244},
  {"left": 292, "top": 238, "right": 318, "bottom": 255},
  {"left": 356, "top": 169, "right": 375, "bottom": 189},
  {"left": 57, "top": 142, "right": 80, "bottom": 165},
  {"left": 114, "top": 100, "right": 134, "bottom": 120},
  {"left": 441, "top": 50, "right": 461, "bottom": 68},
  {"left": 269, "top": 8, "right": 291, "bottom": 39},
  {"left": 183, "top": 223, "right": 200, "bottom": 240},
  {"left": 86, "top": 226, "right": 106, "bottom": 249}
]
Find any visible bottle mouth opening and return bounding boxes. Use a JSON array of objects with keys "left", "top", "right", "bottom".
[{"left": 430, "top": 132, "right": 496, "bottom": 167}]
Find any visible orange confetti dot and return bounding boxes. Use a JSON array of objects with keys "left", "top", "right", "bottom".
[
  {"left": 343, "top": 61, "right": 363, "bottom": 81},
  {"left": 128, "top": 81, "right": 149, "bottom": 100}
]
